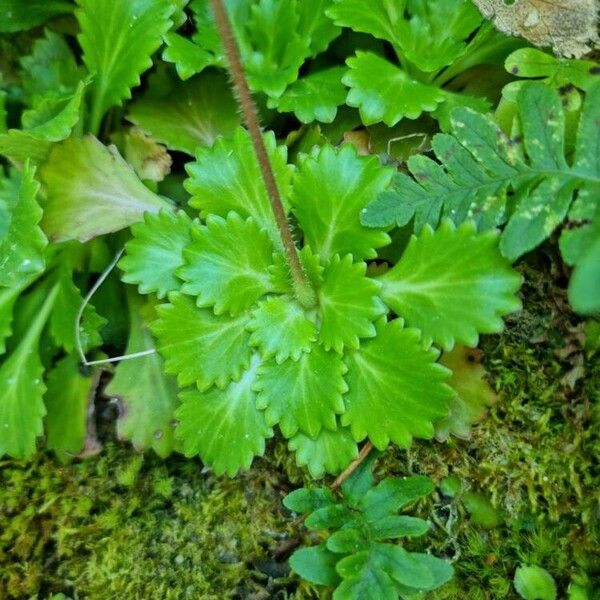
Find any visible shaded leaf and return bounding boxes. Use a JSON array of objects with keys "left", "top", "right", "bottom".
[{"left": 289, "top": 545, "right": 341, "bottom": 587}]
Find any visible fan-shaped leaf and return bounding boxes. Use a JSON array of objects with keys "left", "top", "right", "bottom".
[
  {"left": 176, "top": 356, "right": 272, "bottom": 476},
  {"left": 291, "top": 144, "right": 392, "bottom": 261},
  {"left": 179, "top": 213, "right": 275, "bottom": 315},
  {"left": 152, "top": 293, "right": 252, "bottom": 391},
  {"left": 343, "top": 319, "right": 452, "bottom": 449},
  {"left": 378, "top": 220, "right": 522, "bottom": 350},
  {"left": 255, "top": 345, "right": 346, "bottom": 438}
]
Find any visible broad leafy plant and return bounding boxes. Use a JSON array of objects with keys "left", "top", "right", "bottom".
[{"left": 285, "top": 455, "right": 453, "bottom": 599}]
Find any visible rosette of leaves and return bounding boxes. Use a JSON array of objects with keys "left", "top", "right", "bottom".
[
  {"left": 362, "top": 81, "right": 600, "bottom": 314},
  {"left": 120, "top": 125, "right": 521, "bottom": 477},
  {"left": 284, "top": 455, "right": 453, "bottom": 598}
]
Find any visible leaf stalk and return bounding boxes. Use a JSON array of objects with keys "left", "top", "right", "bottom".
[{"left": 210, "top": 0, "right": 316, "bottom": 308}]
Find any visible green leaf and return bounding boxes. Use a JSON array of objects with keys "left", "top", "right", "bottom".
[
  {"left": 162, "top": 32, "right": 217, "bottom": 80},
  {"left": 0, "top": 286, "right": 21, "bottom": 354},
  {"left": 20, "top": 29, "right": 85, "bottom": 100},
  {"left": 0, "top": 284, "right": 58, "bottom": 458},
  {"left": 568, "top": 235, "right": 600, "bottom": 315},
  {"left": 185, "top": 127, "right": 293, "bottom": 247},
  {"left": 378, "top": 220, "right": 522, "bottom": 350},
  {"left": 327, "top": 528, "right": 367, "bottom": 554},
  {"left": 505, "top": 48, "right": 599, "bottom": 92},
  {"left": 271, "top": 67, "right": 347, "bottom": 124},
  {"left": 255, "top": 344, "right": 346, "bottom": 438},
  {"left": 0, "top": 164, "right": 47, "bottom": 288},
  {"left": 40, "top": 135, "right": 171, "bottom": 242},
  {"left": 289, "top": 544, "right": 341, "bottom": 586},
  {"left": 291, "top": 144, "right": 392, "bottom": 261},
  {"left": 175, "top": 356, "right": 272, "bottom": 476},
  {"left": 241, "top": 0, "right": 310, "bottom": 97},
  {"left": 179, "top": 213, "right": 275, "bottom": 315},
  {"left": 45, "top": 354, "right": 100, "bottom": 460},
  {"left": 248, "top": 296, "right": 316, "bottom": 363},
  {"left": 296, "top": 0, "right": 341, "bottom": 56},
  {"left": 306, "top": 503, "right": 353, "bottom": 530},
  {"left": 127, "top": 71, "right": 240, "bottom": 155},
  {"left": 105, "top": 292, "right": 179, "bottom": 458},
  {"left": 284, "top": 487, "right": 335, "bottom": 513},
  {"left": 397, "top": 552, "right": 454, "bottom": 591},
  {"left": 0, "top": 131, "right": 52, "bottom": 165},
  {"left": 76, "top": 0, "right": 174, "bottom": 133},
  {"left": 289, "top": 427, "right": 359, "bottom": 478},
  {"left": 371, "top": 515, "right": 430, "bottom": 540},
  {"left": 152, "top": 292, "right": 252, "bottom": 391},
  {"left": 120, "top": 210, "right": 194, "bottom": 299},
  {"left": 342, "top": 319, "right": 452, "bottom": 449},
  {"left": 340, "top": 452, "right": 377, "bottom": 507},
  {"left": 318, "top": 255, "right": 385, "bottom": 353},
  {"left": 334, "top": 550, "right": 398, "bottom": 600},
  {"left": 344, "top": 52, "right": 445, "bottom": 126},
  {"left": 0, "top": 0, "right": 73, "bottom": 32},
  {"left": 514, "top": 565, "right": 557, "bottom": 600},
  {"left": 361, "top": 476, "right": 434, "bottom": 521},
  {"left": 49, "top": 267, "right": 106, "bottom": 353}
]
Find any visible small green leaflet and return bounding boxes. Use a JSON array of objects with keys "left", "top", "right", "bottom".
[
  {"left": 288, "top": 427, "right": 358, "bottom": 479},
  {"left": 105, "top": 292, "right": 179, "bottom": 458},
  {"left": 179, "top": 213, "right": 275, "bottom": 315},
  {"left": 162, "top": 32, "right": 217, "bottom": 80},
  {"left": 255, "top": 344, "right": 346, "bottom": 438},
  {"left": 0, "top": 164, "right": 47, "bottom": 288},
  {"left": 291, "top": 144, "right": 392, "bottom": 261},
  {"left": 76, "top": 0, "right": 174, "bottom": 133},
  {"left": 270, "top": 67, "right": 347, "bottom": 124},
  {"left": 318, "top": 255, "right": 385, "bottom": 353},
  {"left": 344, "top": 52, "right": 445, "bottom": 126},
  {"left": 185, "top": 127, "right": 293, "bottom": 247},
  {"left": 0, "top": 284, "right": 58, "bottom": 458},
  {"left": 120, "top": 210, "right": 194, "bottom": 299},
  {"left": 176, "top": 355, "right": 273, "bottom": 476},
  {"left": 127, "top": 71, "right": 240, "bottom": 155},
  {"left": 377, "top": 220, "right": 522, "bottom": 350},
  {"left": 152, "top": 293, "right": 252, "bottom": 391},
  {"left": 40, "top": 135, "right": 171, "bottom": 242},
  {"left": 0, "top": 0, "right": 72, "bottom": 32},
  {"left": 342, "top": 318, "right": 453, "bottom": 449},
  {"left": 248, "top": 296, "right": 316, "bottom": 363}
]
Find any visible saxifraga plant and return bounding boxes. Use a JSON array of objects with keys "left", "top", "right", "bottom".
[{"left": 115, "top": 0, "right": 522, "bottom": 477}]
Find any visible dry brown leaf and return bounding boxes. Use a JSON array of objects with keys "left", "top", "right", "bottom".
[{"left": 473, "top": 0, "right": 599, "bottom": 58}]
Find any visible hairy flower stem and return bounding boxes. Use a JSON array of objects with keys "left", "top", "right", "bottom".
[{"left": 210, "top": 0, "right": 316, "bottom": 308}]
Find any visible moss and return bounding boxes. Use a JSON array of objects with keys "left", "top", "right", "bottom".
[{"left": 1, "top": 262, "right": 598, "bottom": 599}]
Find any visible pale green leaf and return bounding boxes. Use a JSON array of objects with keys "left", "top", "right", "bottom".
[
  {"left": 0, "top": 0, "right": 72, "bottom": 32},
  {"left": 248, "top": 296, "right": 316, "bottom": 363},
  {"left": 76, "top": 0, "right": 174, "bottom": 133},
  {"left": 0, "top": 284, "right": 58, "bottom": 458},
  {"left": 0, "top": 131, "right": 52, "bottom": 165},
  {"left": 288, "top": 427, "right": 358, "bottom": 478},
  {"left": 40, "top": 135, "right": 171, "bottom": 242},
  {"left": 152, "top": 292, "right": 252, "bottom": 391},
  {"left": 0, "top": 287, "right": 21, "bottom": 354},
  {"left": 291, "top": 144, "right": 392, "bottom": 261},
  {"left": 271, "top": 67, "right": 347, "bottom": 124},
  {"left": 127, "top": 71, "right": 240, "bottom": 155},
  {"left": 179, "top": 213, "right": 275, "bottom": 315},
  {"left": 568, "top": 234, "right": 600, "bottom": 315},
  {"left": 514, "top": 565, "right": 557, "bottom": 600},
  {"left": 289, "top": 545, "right": 341, "bottom": 586},
  {"left": 176, "top": 356, "right": 272, "bottom": 476},
  {"left": 185, "top": 127, "right": 293, "bottom": 247},
  {"left": 344, "top": 52, "right": 445, "bottom": 126},
  {"left": 120, "top": 210, "right": 194, "bottom": 299},
  {"left": 255, "top": 345, "right": 346, "bottom": 438},
  {"left": 378, "top": 220, "right": 522, "bottom": 350},
  {"left": 105, "top": 292, "right": 179, "bottom": 457},
  {"left": 0, "top": 164, "right": 47, "bottom": 288},
  {"left": 318, "top": 255, "right": 385, "bottom": 353},
  {"left": 342, "top": 318, "right": 452, "bottom": 449},
  {"left": 335, "top": 550, "right": 398, "bottom": 600},
  {"left": 284, "top": 488, "right": 336, "bottom": 513},
  {"left": 45, "top": 354, "right": 100, "bottom": 460},
  {"left": 297, "top": 0, "right": 341, "bottom": 56}
]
